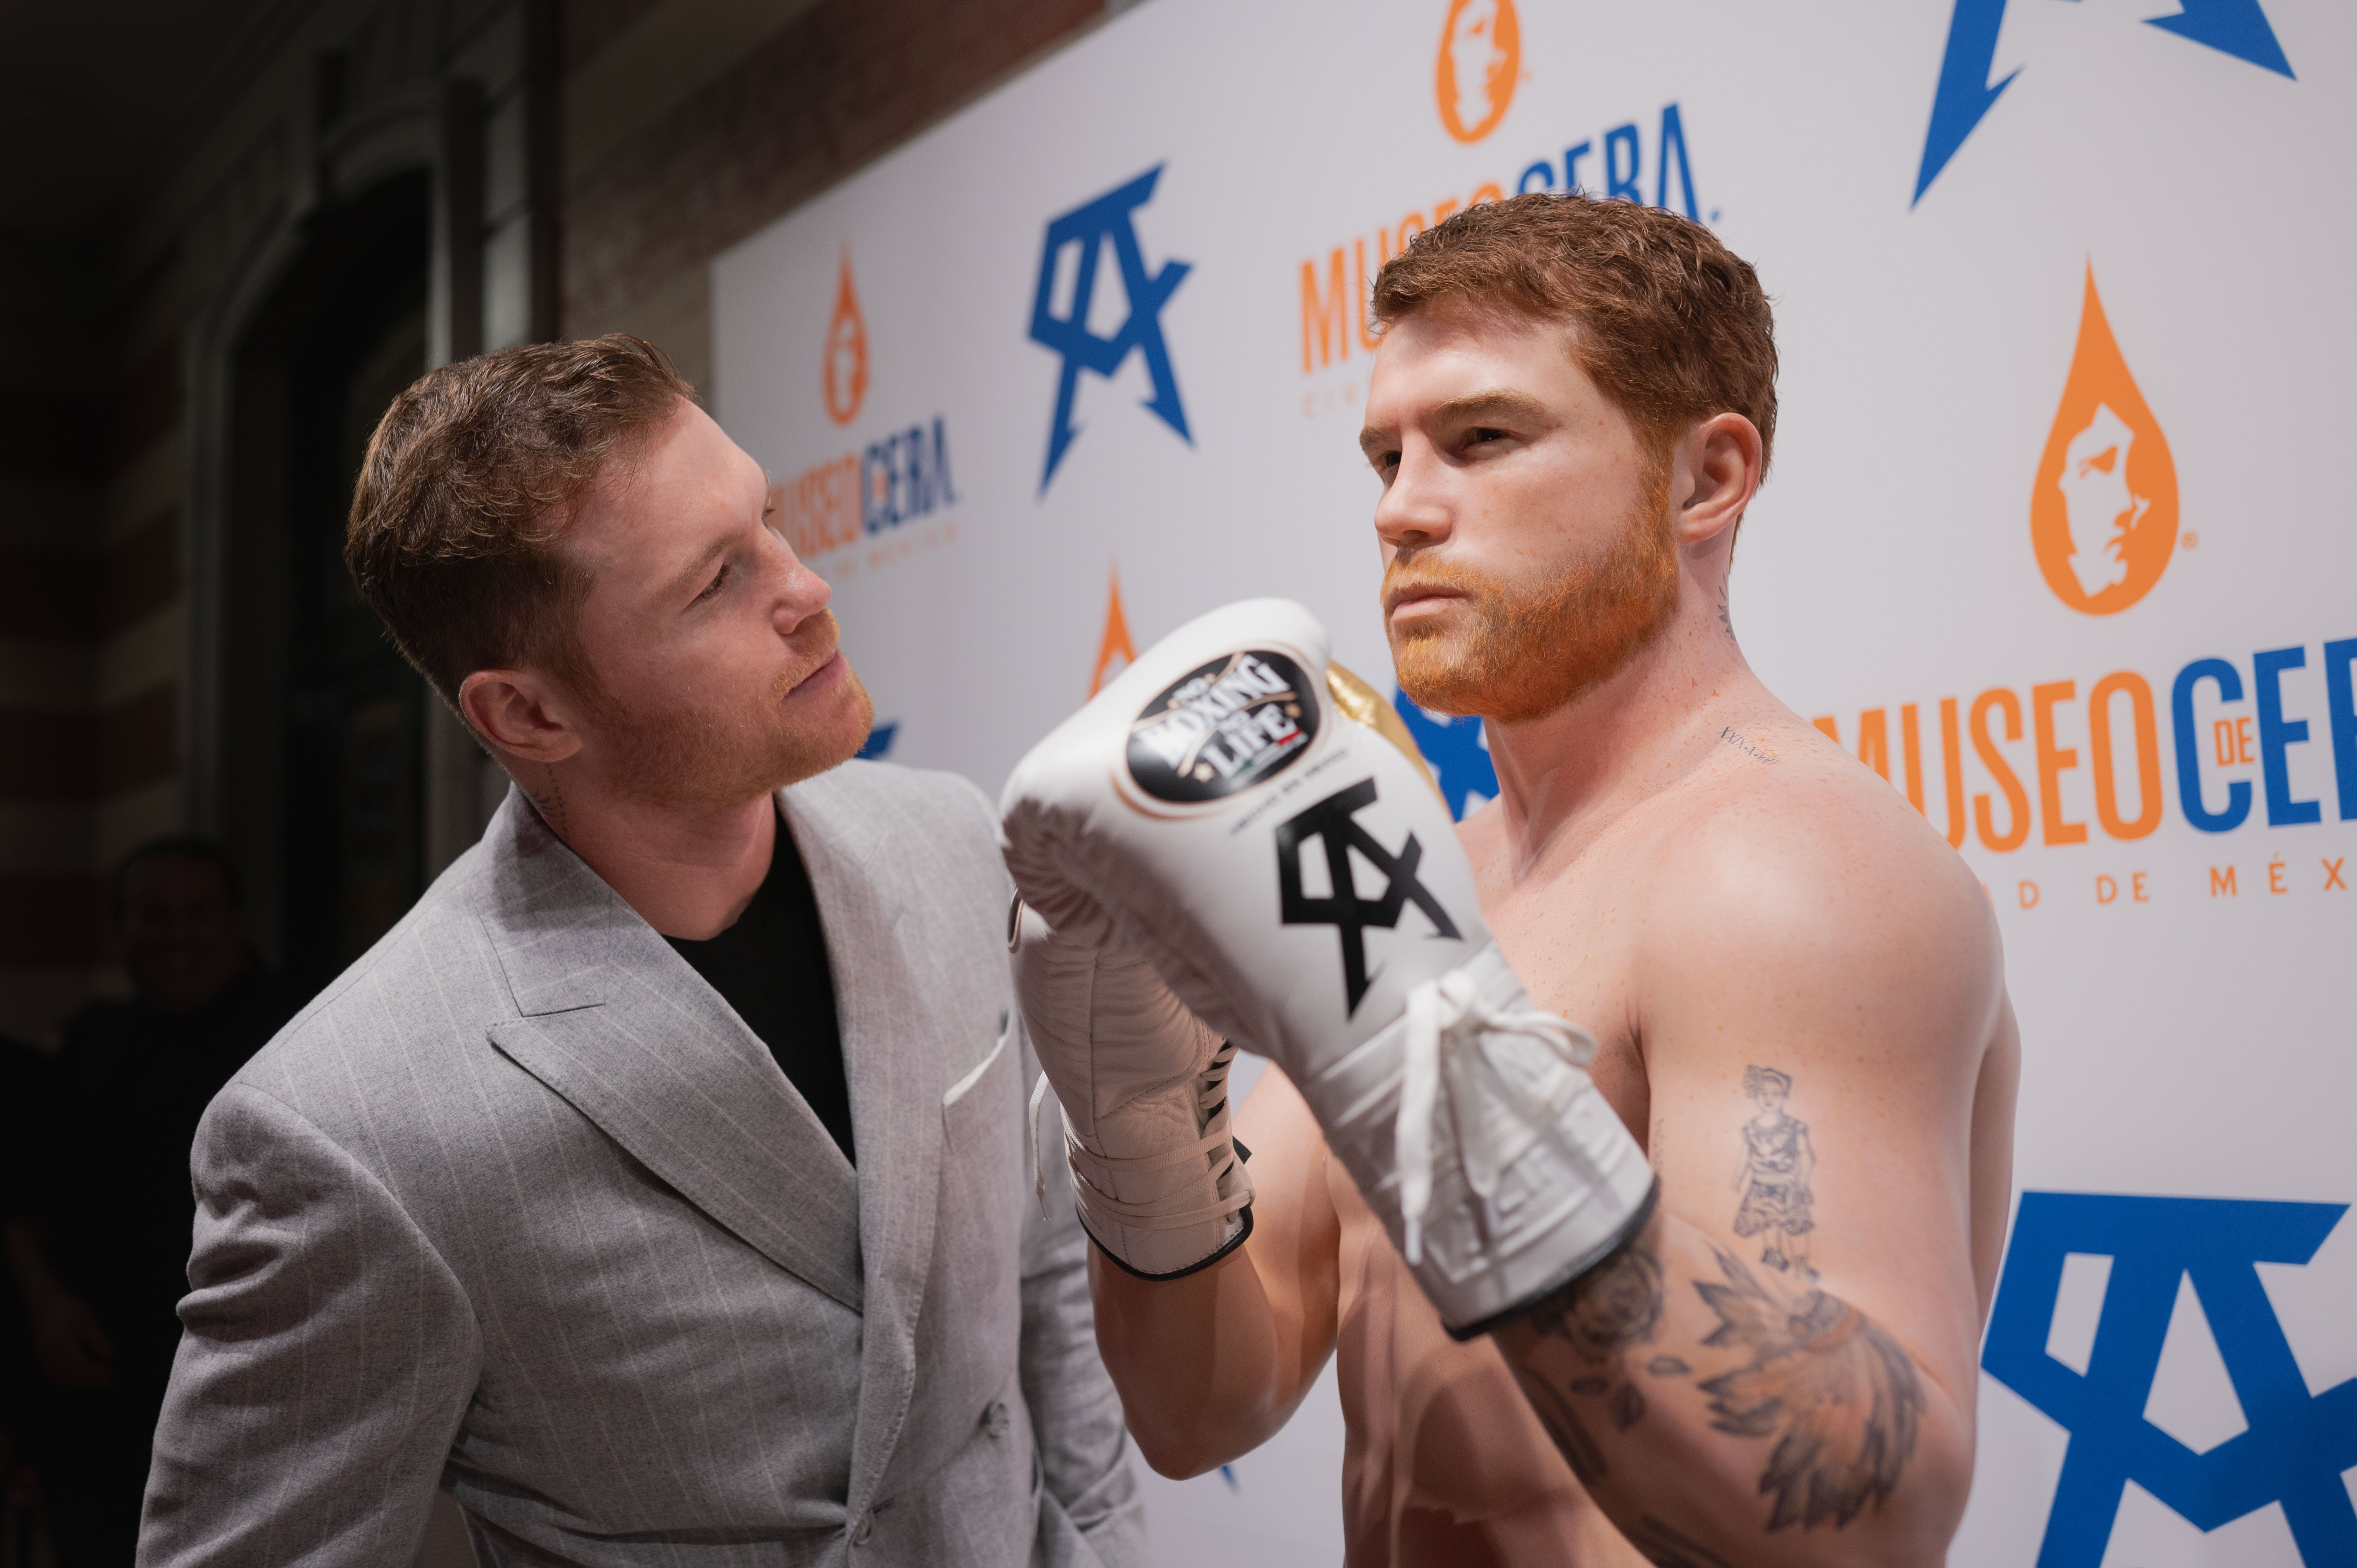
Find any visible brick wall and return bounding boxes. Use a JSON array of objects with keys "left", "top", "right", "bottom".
[
  {"left": 0, "top": 0, "right": 1115, "bottom": 1044},
  {"left": 0, "top": 263, "right": 184, "bottom": 1044},
  {"left": 559, "top": 0, "right": 1108, "bottom": 392}
]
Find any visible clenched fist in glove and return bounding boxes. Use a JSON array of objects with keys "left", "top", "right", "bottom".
[
  {"left": 1011, "top": 904, "right": 1253, "bottom": 1279},
  {"left": 1000, "top": 598, "right": 1656, "bottom": 1337}
]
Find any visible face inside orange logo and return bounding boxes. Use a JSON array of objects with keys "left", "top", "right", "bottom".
[
  {"left": 823, "top": 249, "right": 868, "bottom": 427},
  {"left": 1435, "top": 0, "right": 1520, "bottom": 144},
  {"left": 2030, "top": 266, "right": 2178, "bottom": 615}
]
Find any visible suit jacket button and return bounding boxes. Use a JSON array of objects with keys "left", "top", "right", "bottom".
[
  {"left": 983, "top": 1398, "right": 1011, "bottom": 1438},
  {"left": 851, "top": 1508, "right": 874, "bottom": 1546}
]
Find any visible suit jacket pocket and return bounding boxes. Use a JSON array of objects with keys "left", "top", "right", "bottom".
[{"left": 941, "top": 1013, "right": 1015, "bottom": 1153}]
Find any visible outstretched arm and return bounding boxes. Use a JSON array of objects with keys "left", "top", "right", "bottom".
[
  {"left": 1490, "top": 832, "right": 2009, "bottom": 1567},
  {"left": 1088, "top": 1064, "right": 1343, "bottom": 1477}
]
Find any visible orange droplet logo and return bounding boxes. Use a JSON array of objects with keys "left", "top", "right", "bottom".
[
  {"left": 1091, "top": 564, "right": 1137, "bottom": 696},
  {"left": 1435, "top": 0, "right": 1520, "bottom": 145},
  {"left": 2030, "top": 267, "right": 2178, "bottom": 615},
  {"left": 822, "top": 248, "right": 868, "bottom": 427}
]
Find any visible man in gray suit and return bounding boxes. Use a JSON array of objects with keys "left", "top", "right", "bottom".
[{"left": 138, "top": 337, "right": 1147, "bottom": 1567}]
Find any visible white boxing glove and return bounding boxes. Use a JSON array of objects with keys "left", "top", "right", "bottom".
[
  {"left": 1012, "top": 903, "right": 1253, "bottom": 1278},
  {"left": 1000, "top": 599, "right": 1656, "bottom": 1336}
]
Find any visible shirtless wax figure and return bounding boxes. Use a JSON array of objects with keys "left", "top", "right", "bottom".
[{"left": 998, "top": 192, "right": 2020, "bottom": 1567}]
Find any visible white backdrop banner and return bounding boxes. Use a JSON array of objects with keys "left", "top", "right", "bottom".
[{"left": 712, "top": 1, "right": 2357, "bottom": 1562}]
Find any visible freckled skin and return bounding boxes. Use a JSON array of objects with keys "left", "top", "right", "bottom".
[{"left": 1089, "top": 304, "right": 2017, "bottom": 1566}]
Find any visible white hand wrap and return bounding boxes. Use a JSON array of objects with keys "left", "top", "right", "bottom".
[
  {"left": 1013, "top": 903, "right": 1253, "bottom": 1279},
  {"left": 1000, "top": 598, "right": 1655, "bottom": 1335}
]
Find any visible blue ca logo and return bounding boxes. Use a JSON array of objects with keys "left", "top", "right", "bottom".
[
  {"left": 1914, "top": 0, "right": 2293, "bottom": 205},
  {"left": 1028, "top": 165, "right": 1191, "bottom": 493},
  {"left": 1982, "top": 1192, "right": 2357, "bottom": 1565},
  {"left": 1391, "top": 690, "right": 1496, "bottom": 823}
]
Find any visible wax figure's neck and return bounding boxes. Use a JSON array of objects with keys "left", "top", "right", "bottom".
[
  {"left": 519, "top": 767, "right": 779, "bottom": 941},
  {"left": 1479, "top": 572, "right": 1768, "bottom": 871}
]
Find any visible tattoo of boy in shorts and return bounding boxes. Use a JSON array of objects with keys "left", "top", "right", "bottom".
[{"left": 1732, "top": 1065, "right": 1815, "bottom": 1279}]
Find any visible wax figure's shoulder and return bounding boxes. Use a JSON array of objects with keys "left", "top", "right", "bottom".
[
  {"left": 1638, "top": 711, "right": 2007, "bottom": 1067},
  {"left": 1680, "top": 713, "right": 1987, "bottom": 923}
]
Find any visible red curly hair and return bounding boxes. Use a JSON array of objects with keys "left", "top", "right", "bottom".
[{"left": 1371, "top": 193, "right": 1777, "bottom": 477}]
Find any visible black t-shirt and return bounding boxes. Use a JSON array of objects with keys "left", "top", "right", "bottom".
[{"left": 664, "top": 815, "right": 855, "bottom": 1165}]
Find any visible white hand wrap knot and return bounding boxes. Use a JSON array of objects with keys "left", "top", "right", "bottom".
[{"left": 1396, "top": 965, "right": 1599, "bottom": 1266}]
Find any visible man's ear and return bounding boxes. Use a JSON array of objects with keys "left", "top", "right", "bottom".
[
  {"left": 459, "top": 669, "right": 584, "bottom": 764},
  {"left": 1670, "top": 412, "right": 1764, "bottom": 548}
]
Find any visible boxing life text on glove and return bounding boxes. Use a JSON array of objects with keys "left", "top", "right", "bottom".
[
  {"left": 1011, "top": 902, "right": 1254, "bottom": 1278},
  {"left": 999, "top": 599, "right": 1657, "bottom": 1337}
]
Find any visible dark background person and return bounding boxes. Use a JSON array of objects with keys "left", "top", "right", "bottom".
[{"left": 4, "top": 842, "right": 301, "bottom": 1568}]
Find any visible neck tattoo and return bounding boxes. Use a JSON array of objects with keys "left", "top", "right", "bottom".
[{"left": 528, "top": 764, "right": 571, "bottom": 841}]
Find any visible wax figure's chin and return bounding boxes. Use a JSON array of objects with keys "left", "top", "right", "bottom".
[
  {"left": 1388, "top": 501, "right": 1679, "bottom": 727},
  {"left": 595, "top": 653, "right": 876, "bottom": 812}
]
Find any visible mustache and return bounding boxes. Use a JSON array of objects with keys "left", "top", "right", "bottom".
[
  {"left": 774, "top": 610, "right": 843, "bottom": 699},
  {"left": 1381, "top": 557, "right": 1501, "bottom": 617}
]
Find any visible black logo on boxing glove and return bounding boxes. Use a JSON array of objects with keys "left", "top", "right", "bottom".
[
  {"left": 1128, "top": 650, "right": 1320, "bottom": 803},
  {"left": 1275, "top": 779, "right": 1459, "bottom": 1015}
]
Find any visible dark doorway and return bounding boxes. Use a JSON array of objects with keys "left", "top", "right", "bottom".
[{"left": 222, "top": 170, "right": 431, "bottom": 993}]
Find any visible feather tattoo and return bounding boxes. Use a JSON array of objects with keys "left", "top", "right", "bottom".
[{"left": 1694, "top": 1247, "right": 1924, "bottom": 1531}]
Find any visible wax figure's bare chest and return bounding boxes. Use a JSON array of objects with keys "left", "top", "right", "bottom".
[
  {"left": 1308, "top": 810, "right": 1688, "bottom": 1563},
  {"left": 1466, "top": 823, "right": 1664, "bottom": 1149}
]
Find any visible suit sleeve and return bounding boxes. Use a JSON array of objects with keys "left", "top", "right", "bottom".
[
  {"left": 1016, "top": 1026, "right": 1150, "bottom": 1568},
  {"left": 140, "top": 1082, "right": 480, "bottom": 1567}
]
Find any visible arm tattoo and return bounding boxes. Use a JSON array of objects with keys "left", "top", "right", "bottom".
[
  {"left": 1732, "top": 1064, "right": 1815, "bottom": 1280},
  {"left": 1521, "top": 1229, "right": 1665, "bottom": 1431},
  {"left": 1695, "top": 1246, "right": 1924, "bottom": 1531},
  {"left": 1504, "top": 1065, "right": 1925, "bottom": 1542},
  {"left": 1515, "top": 1368, "right": 1610, "bottom": 1483},
  {"left": 1530, "top": 1233, "right": 1664, "bottom": 1360}
]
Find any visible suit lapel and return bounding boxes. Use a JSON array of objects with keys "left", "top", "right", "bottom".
[
  {"left": 784, "top": 772, "right": 946, "bottom": 1515},
  {"left": 477, "top": 790, "right": 864, "bottom": 1311}
]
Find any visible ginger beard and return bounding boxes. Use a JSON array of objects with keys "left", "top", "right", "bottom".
[
  {"left": 586, "top": 609, "right": 875, "bottom": 810},
  {"left": 1387, "top": 459, "right": 1679, "bottom": 725}
]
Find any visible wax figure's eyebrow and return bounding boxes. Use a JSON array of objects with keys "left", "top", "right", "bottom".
[
  {"left": 1428, "top": 388, "right": 1552, "bottom": 430},
  {"left": 1359, "top": 388, "right": 1553, "bottom": 459},
  {"left": 666, "top": 534, "right": 732, "bottom": 603}
]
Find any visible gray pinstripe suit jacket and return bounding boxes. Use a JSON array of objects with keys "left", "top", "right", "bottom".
[{"left": 137, "top": 761, "right": 1146, "bottom": 1568}]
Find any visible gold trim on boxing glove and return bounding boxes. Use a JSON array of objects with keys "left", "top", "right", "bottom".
[{"left": 1327, "top": 661, "right": 1446, "bottom": 807}]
